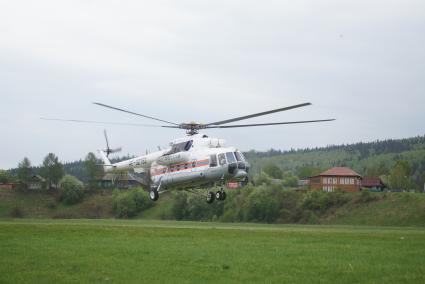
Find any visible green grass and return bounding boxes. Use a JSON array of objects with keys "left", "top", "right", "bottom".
[
  {"left": 323, "top": 193, "right": 425, "bottom": 226},
  {"left": 0, "top": 220, "right": 424, "bottom": 283}
]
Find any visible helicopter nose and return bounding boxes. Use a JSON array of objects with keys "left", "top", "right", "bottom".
[{"left": 233, "top": 169, "right": 248, "bottom": 180}]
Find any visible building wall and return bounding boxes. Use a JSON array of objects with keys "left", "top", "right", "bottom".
[{"left": 310, "top": 176, "right": 361, "bottom": 192}]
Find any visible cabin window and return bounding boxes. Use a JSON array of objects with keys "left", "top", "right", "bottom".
[
  {"left": 226, "top": 152, "right": 237, "bottom": 164},
  {"left": 209, "top": 155, "right": 218, "bottom": 167},
  {"left": 218, "top": 153, "right": 227, "bottom": 165}
]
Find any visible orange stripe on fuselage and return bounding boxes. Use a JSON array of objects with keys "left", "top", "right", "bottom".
[{"left": 151, "top": 159, "right": 209, "bottom": 177}]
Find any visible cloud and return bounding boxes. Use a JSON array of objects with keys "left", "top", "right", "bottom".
[{"left": 0, "top": 0, "right": 424, "bottom": 168}]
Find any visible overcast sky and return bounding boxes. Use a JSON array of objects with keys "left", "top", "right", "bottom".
[{"left": 1, "top": 0, "right": 424, "bottom": 169}]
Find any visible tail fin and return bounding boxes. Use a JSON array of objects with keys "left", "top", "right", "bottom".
[{"left": 97, "top": 149, "right": 112, "bottom": 172}]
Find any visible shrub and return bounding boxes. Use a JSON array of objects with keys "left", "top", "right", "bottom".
[
  {"left": 356, "top": 190, "right": 379, "bottom": 203},
  {"left": 302, "top": 191, "right": 349, "bottom": 213},
  {"left": 113, "top": 188, "right": 154, "bottom": 218},
  {"left": 59, "top": 175, "right": 85, "bottom": 205},
  {"left": 254, "top": 172, "right": 273, "bottom": 186},
  {"left": 130, "top": 188, "right": 152, "bottom": 212},
  {"left": 10, "top": 206, "right": 24, "bottom": 218},
  {"left": 113, "top": 193, "right": 137, "bottom": 218},
  {"left": 46, "top": 201, "right": 57, "bottom": 209},
  {"left": 243, "top": 186, "right": 280, "bottom": 223}
]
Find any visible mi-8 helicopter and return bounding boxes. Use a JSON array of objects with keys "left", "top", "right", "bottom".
[{"left": 42, "top": 102, "right": 334, "bottom": 203}]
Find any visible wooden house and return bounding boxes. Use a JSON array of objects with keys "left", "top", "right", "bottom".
[
  {"left": 361, "top": 177, "right": 386, "bottom": 191},
  {"left": 309, "top": 167, "right": 362, "bottom": 192}
]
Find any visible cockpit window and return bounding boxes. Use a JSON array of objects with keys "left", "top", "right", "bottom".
[
  {"left": 225, "top": 152, "right": 237, "bottom": 164},
  {"left": 218, "top": 153, "right": 227, "bottom": 165},
  {"left": 235, "top": 151, "right": 245, "bottom": 162}
]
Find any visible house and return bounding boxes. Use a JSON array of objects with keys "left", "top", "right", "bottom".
[
  {"left": 309, "top": 167, "right": 362, "bottom": 192},
  {"left": 28, "top": 175, "right": 46, "bottom": 190},
  {"left": 0, "top": 183, "right": 16, "bottom": 190},
  {"left": 361, "top": 176, "right": 386, "bottom": 191},
  {"left": 99, "top": 173, "right": 141, "bottom": 189}
]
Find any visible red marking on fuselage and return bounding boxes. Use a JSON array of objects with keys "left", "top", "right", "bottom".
[{"left": 151, "top": 159, "right": 209, "bottom": 177}]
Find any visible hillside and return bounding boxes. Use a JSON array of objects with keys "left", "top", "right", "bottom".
[
  {"left": 1, "top": 189, "right": 424, "bottom": 227},
  {"left": 245, "top": 135, "right": 425, "bottom": 190}
]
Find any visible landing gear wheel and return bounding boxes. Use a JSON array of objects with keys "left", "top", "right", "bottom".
[
  {"left": 221, "top": 191, "right": 227, "bottom": 201},
  {"left": 149, "top": 190, "right": 159, "bottom": 201},
  {"left": 206, "top": 191, "right": 215, "bottom": 204},
  {"left": 216, "top": 191, "right": 223, "bottom": 200}
]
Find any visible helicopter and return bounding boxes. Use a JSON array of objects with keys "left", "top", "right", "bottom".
[{"left": 42, "top": 102, "right": 334, "bottom": 203}]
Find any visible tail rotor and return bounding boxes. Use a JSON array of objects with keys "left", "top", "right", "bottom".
[{"left": 103, "top": 130, "right": 122, "bottom": 157}]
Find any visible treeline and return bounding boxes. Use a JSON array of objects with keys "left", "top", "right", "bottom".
[
  {"left": 246, "top": 135, "right": 425, "bottom": 190},
  {"left": 246, "top": 135, "right": 425, "bottom": 159}
]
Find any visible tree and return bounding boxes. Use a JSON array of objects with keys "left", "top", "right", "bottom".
[
  {"left": 389, "top": 160, "right": 413, "bottom": 190},
  {"left": 59, "top": 175, "right": 84, "bottom": 205},
  {"left": 0, "top": 170, "right": 12, "bottom": 184},
  {"left": 40, "top": 153, "right": 64, "bottom": 190},
  {"left": 263, "top": 163, "right": 283, "bottom": 179},
  {"left": 84, "top": 152, "right": 102, "bottom": 190},
  {"left": 17, "top": 157, "right": 32, "bottom": 188}
]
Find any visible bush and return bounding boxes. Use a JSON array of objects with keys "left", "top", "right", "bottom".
[
  {"left": 59, "top": 175, "right": 85, "bottom": 205},
  {"left": 243, "top": 186, "right": 280, "bottom": 223},
  {"left": 10, "top": 206, "right": 24, "bottom": 218},
  {"left": 254, "top": 172, "right": 273, "bottom": 186},
  {"left": 302, "top": 191, "right": 350, "bottom": 213},
  {"left": 113, "top": 188, "right": 154, "bottom": 218},
  {"left": 114, "top": 193, "right": 137, "bottom": 218},
  {"left": 356, "top": 190, "right": 379, "bottom": 203}
]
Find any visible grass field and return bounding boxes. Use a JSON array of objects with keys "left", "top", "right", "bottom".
[{"left": 0, "top": 220, "right": 424, "bottom": 283}]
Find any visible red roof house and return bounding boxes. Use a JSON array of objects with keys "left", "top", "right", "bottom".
[{"left": 309, "top": 167, "right": 362, "bottom": 192}]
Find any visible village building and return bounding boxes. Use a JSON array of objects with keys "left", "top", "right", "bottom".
[
  {"left": 0, "top": 183, "right": 16, "bottom": 190},
  {"left": 99, "top": 173, "right": 141, "bottom": 189},
  {"left": 28, "top": 175, "right": 46, "bottom": 190},
  {"left": 361, "top": 176, "right": 386, "bottom": 191},
  {"left": 309, "top": 167, "right": 362, "bottom": 192}
]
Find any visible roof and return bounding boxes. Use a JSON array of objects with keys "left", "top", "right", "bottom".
[
  {"left": 316, "top": 167, "right": 361, "bottom": 177},
  {"left": 100, "top": 173, "right": 138, "bottom": 181},
  {"left": 30, "top": 175, "right": 46, "bottom": 182},
  {"left": 362, "top": 177, "right": 385, "bottom": 187}
]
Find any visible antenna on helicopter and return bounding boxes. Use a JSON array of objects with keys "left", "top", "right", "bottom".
[{"left": 103, "top": 130, "right": 122, "bottom": 157}]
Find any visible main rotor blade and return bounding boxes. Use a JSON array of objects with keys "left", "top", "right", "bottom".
[
  {"left": 40, "top": 117, "right": 171, "bottom": 127},
  {"left": 205, "top": 119, "right": 335, "bottom": 128},
  {"left": 93, "top": 102, "right": 179, "bottom": 126},
  {"left": 104, "top": 129, "right": 110, "bottom": 149},
  {"left": 204, "top": 102, "right": 312, "bottom": 126}
]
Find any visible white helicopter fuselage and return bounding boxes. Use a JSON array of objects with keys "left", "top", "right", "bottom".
[{"left": 98, "top": 134, "right": 249, "bottom": 192}]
